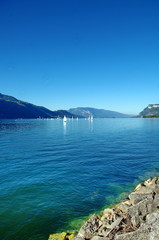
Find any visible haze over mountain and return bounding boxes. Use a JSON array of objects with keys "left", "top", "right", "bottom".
[
  {"left": 68, "top": 107, "right": 130, "bottom": 118},
  {"left": 0, "top": 93, "right": 75, "bottom": 119}
]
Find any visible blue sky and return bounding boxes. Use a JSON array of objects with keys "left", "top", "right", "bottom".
[{"left": 0, "top": 0, "right": 159, "bottom": 114}]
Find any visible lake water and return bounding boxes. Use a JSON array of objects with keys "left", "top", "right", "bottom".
[{"left": 1, "top": 118, "right": 159, "bottom": 240}]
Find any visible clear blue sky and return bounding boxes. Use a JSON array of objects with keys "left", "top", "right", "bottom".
[{"left": 0, "top": 0, "right": 159, "bottom": 114}]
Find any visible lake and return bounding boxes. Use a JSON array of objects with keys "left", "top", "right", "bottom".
[{"left": 1, "top": 118, "right": 159, "bottom": 240}]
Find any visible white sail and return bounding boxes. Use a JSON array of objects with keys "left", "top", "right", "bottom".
[
  {"left": 63, "top": 116, "right": 67, "bottom": 122},
  {"left": 88, "top": 115, "right": 93, "bottom": 120}
]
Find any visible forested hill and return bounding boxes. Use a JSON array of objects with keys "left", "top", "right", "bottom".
[{"left": 0, "top": 93, "right": 75, "bottom": 119}]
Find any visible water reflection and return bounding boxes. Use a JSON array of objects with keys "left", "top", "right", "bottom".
[
  {"left": 0, "top": 119, "right": 41, "bottom": 131},
  {"left": 63, "top": 121, "right": 67, "bottom": 135},
  {"left": 88, "top": 119, "right": 93, "bottom": 131}
]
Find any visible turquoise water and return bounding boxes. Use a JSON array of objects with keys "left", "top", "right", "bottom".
[{"left": 1, "top": 118, "right": 159, "bottom": 240}]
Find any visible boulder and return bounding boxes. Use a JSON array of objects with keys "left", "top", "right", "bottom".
[
  {"left": 146, "top": 211, "right": 159, "bottom": 239},
  {"left": 115, "top": 226, "right": 150, "bottom": 240},
  {"left": 129, "top": 192, "right": 153, "bottom": 205},
  {"left": 77, "top": 215, "right": 102, "bottom": 239},
  {"left": 116, "top": 200, "right": 132, "bottom": 214},
  {"left": 115, "top": 210, "right": 159, "bottom": 240}
]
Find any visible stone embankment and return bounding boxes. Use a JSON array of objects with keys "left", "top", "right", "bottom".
[{"left": 49, "top": 177, "right": 159, "bottom": 240}]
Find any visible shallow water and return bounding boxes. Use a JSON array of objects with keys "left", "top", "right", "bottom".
[{"left": 1, "top": 118, "right": 159, "bottom": 240}]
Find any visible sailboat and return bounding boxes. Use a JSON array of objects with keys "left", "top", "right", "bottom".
[
  {"left": 88, "top": 115, "right": 93, "bottom": 120},
  {"left": 63, "top": 116, "right": 67, "bottom": 122}
]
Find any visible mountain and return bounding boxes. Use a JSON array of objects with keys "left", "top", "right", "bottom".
[
  {"left": 0, "top": 93, "right": 75, "bottom": 119},
  {"left": 139, "top": 104, "right": 159, "bottom": 117},
  {"left": 68, "top": 107, "right": 130, "bottom": 118}
]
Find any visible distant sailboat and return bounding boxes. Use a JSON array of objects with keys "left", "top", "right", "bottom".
[
  {"left": 88, "top": 115, "right": 93, "bottom": 120},
  {"left": 63, "top": 116, "right": 67, "bottom": 122}
]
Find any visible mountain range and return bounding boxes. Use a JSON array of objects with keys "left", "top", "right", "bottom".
[
  {"left": 68, "top": 107, "right": 130, "bottom": 118},
  {"left": 0, "top": 93, "right": 132, "bottom": 119},
  {"left": 1, "top": 93, "right": 159, "bottom": 119}
]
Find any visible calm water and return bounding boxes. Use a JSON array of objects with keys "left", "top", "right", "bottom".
[{"left": 1, "top": 118, "right": 159, "bottom": 240}]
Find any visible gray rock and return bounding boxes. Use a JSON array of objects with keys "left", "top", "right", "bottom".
[
  {"left": 75, "top": 177, "right": 159, "bottom": 240},
  {"left": 115, "top": 226, "right": 150, "bottom": 240},
  {"left": 73, "top": 237, "right": 85, "bottom": 240},
  {"left": 128, "top": 197, "right": 153, "bottom": 224},
  {"left": 131, "top": 215, "right": 140, "bottom": 227},
  {"left": 116, "top": 201, "right": 132, "bottom": 213},
  {"left": 77, "top": 215, "right": 102, "bottom": 239},
  {"left": 102, "top": 217, "right": 124, "bottom": 239},
  {"left": 98, "top": 213, "right": 124, "bottom": 237},
  {"left": 135, "top": 177, "right": 159, "bottom": 194},
  {"left": 48, "top": 177, "right": 159, "bottom": 240},
  {"left": 151, "top": 195, "right": 159, "bottom": 211},
  {"left": 97, "top": 225, "right": 110, "bottom": 237},
  {"left": 115, "top": 210, "right": 159, "bottom": 240},
  {"left": 108, "top": 217, "right": 123, "bottom": 230},
  {"left": 146, "top": 210, "right": 159, "bottom": 224},
  {"left": 91, "top": 236, "right": 109, "bottom": 240},
  {"left": 101, "top": 208, "right": 116, "bottom": 222},
  {"left": 129, "top": 192, "right": 152, "bottom": 205},
  {"left": 146, "top": 211, "right": 159, "bottom": 240}
]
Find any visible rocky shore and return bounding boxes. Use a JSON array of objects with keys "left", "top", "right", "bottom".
[{"left": 49, "top": 177, "right": 159, "bottom": 240}]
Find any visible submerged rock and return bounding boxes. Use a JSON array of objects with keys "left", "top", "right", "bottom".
[
  {"left": 48, "top": 232, "right": 75, "bottom": 240},
  {"left": 48, "top": 232, "right": 67, "bottom": 240}
]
